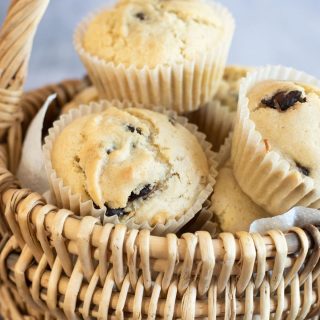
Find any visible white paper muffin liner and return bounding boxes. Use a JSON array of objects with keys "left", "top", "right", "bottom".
[
  {"left": 231, "top": 65, "right": 320, "bottom": 215},
  {"left": 74, "top": 2, "right": 234, "bottom": 114},
  {"left": 215, "top": 132, "right": 232, "bottom": 170},
  {"left": 186, "top": 101, "right": 235, "bottom": 152},
  {"left": 207, "top": 133, "right": 231, "bottom": 232},
  {"left": 43, "top": 100, "right": 217, "bottom": 235}
]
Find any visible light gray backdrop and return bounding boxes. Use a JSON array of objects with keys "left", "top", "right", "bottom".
[{"left": 1, "top": 0, "right": 320, "bottom": 90}]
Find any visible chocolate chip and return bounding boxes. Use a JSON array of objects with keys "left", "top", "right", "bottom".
[
  {"left": 105, "top": 205, "right": 125, "bottom": 217},
  {"left": 126, "top": 125, "right": 143, "bottom": 135},
  {"left": 74, "top": 155, "right": 80, "bottom": 163},
  {"left": 168, "top": 116, "right": 176, "bottom": 126},
  {"left": 135, "top": 12, "right": 145, "bottom": 21},
  {"left": 127, "top": 125, "right": 135, "bottom": 133},
  {"left": 295, "top": 162, "right": 310, "bottom": 176},
  {"left": 129, "top": 184, "right": 153, "bottom": 201},
  {"left": 261, "top": 90, "right": 306, "bottom": 111}
]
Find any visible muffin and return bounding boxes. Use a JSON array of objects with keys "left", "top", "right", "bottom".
[
  {"left": 232, "top": 65, "right": 320, "bottom": 215},
  {"left": 215, "top": 65, "right": 253, "bottom": 111},
  {"left": 62, "top": 87, "right": 99, "bottom": 114},
  {"left": 44, "top": 101, "right": 216, "bottom": 234},
  {"left": 211, "top": 161, "right": 269, "bottom": 233},
  {"left": 75, "top": 0, "right": 234, "bottom": 113}
]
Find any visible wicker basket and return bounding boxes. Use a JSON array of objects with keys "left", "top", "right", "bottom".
[{"left": 1, "top": 1, "right": 320, "bottom": 319}]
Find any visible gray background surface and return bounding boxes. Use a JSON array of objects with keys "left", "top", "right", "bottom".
[{"left": 1, "top": 0, "right": 320, "bottom": 90}]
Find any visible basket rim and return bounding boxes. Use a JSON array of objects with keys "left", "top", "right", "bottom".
[{"left": 9, "top": 77, "right": 310, "bottom": 262}]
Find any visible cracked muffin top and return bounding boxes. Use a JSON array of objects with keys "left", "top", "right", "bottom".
[
  {"left": 248, "top": 80, "right": 320, "bottom": 189},
  {"left": 51, "top": 106, "right": 209, "bottom": 225},
  {"left": 82, "top": 0, "right": 225, "bottom": 67}
]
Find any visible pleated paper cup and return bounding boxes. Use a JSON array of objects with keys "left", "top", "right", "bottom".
[
  {"left": 186, "top": 101, "right": 235, "bottom": 152},
  {"left": 43, "top": 100, "right": 217, "bottom": 235},
  {"left": 232, "top": 65, "right": 320, "bottom": 215},
  {"left": 215, "top": 132, "right": 232, "bottom": 170},
  {"left": 74, "top": 3, "right": 234, "bottom": 114}
]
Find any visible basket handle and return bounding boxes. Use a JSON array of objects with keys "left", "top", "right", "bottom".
[{"left": 0, "top": 0, "right": 49, "bottom": 172}]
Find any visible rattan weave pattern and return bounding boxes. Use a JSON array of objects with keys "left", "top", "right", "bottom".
[{"left": 0, "top": 0, "right": 320, "bottom": 319}]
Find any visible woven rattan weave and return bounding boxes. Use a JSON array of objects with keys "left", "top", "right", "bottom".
[{"left": 1, "top": 1, "right": 320, "bottom": 319}]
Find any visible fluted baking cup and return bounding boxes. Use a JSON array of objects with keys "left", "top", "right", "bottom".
[
  {"left": 74, "top": 3, "right": 234, "bottom": 113},
  {"left": 186, "top": 101, "right": 235, "bottom": 152},
  {"left": 43, "top": 100, "right": 217, "bottom": 235},
  {"left": 215, "top": 132, "right": 232, "bottom": 169},
  {"left": 232, "top": 65, "right": 320, "bottom": 215}
]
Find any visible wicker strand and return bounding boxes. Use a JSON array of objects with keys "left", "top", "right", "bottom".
[
  {"left": 51, "top": 209, "right": 73, "bottom": 277},
  {"left": 115, "top": 274, "right": 131, "bottom": 320},
  {"left": 111, "top": 224, "right": 127, "bottom": 290},
  {"left": 196, "top": 231, "right": 215, "bottom": 296},
  {"left": 301, "top": 225, "right": 320, "bottom": 285},
  {"left": 251, "top": 232, "right": 267, "bottom": 289},
  {"left": 133, "top": 276, "right": 145, "bottom": 319},
  {"left": 148, "top": 273, "right": 162, "bottom": 320},
  {"left": 299, "top": 274, "right": 313, "bottom": 319},
  {"left": 244, "top": 281, "right": 254, "bottom": 319},
  {"left": 273, "top": 278, "right": 285, "bottom": 320},
  {"left": 17, "top": 192, "right": 45, "bottom": 262},
  {"left": 46, "top": 257, "right": 66, "bottom": 319},
  {"left": 126, "top": 228, "right": 139, "bottom": 289},
  {"left": 14, "top": 245, "right": 43, "bottom": 312},
  {"left": 164, "top": 278, "right": 178, "bottom": 319},
  {"left": 31, "top": 255, "right": 50, "bottom": 313},
  {"left": 82, "top": 266, "right": 100, "bottom": 320},
  {"left": 34, "top": 204, "right": 57, "bottom": 268},
  {"left": 63, "top": 260, "right": 83, "bottom": 320},
  {"left": 178, "top": 233, "right": 198, "bottom": 295},
  {"left": 235, "top": 231, "right": 256, "bottom": 295},
  {"left": 308, "top": 276, "right": 320, "bottom": 318},
  {"left": 288, "top": 274, "right": 301, "bottom": 319},
  {"left": 139, "top": 229, "right": 152, "bottom": 294},
  {"left": 76, "top": 216, "right": 100, "bottom": 281},
  {"left": 217, "top": 232, "right": 236, "bottom": 294},
  {"left": 267, "top": 230, "right": 288, "bottom": 292},
  {"left": 98, "top": 268, "right": 115, "bottom": 320},
  {"left": 284, "top": 227, "right": 309, "bottom": 287},
  {"left": 259, "top": 278, "right": 271, "bottom": 319},
  {"left": 3, "top": 188, "right": 29, "bottom": 249},
  {"left": 0, "top": 284, "right": 28, "bottom": 320},
  {"left": 98, "top": 223, "right": 114, "bottom": 284},
  {"left": 0, "top": 236, "right": 18, "bottom": 287}
]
